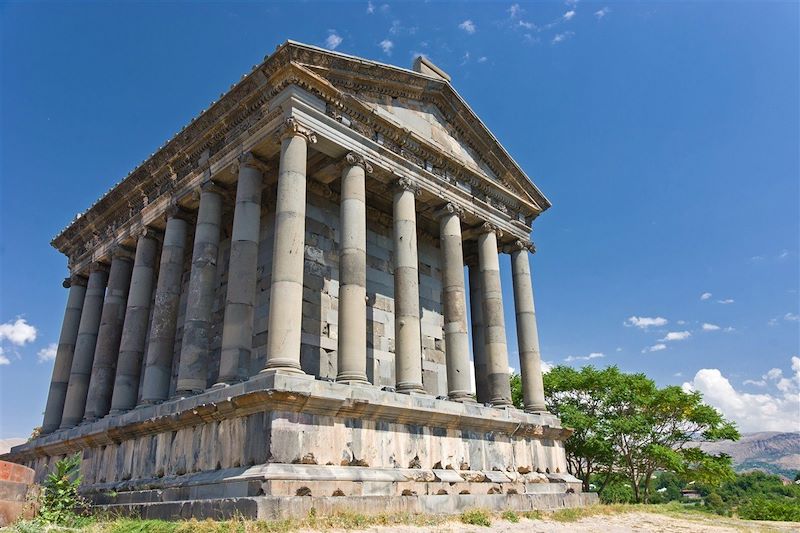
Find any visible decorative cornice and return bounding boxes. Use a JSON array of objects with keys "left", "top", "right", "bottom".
[
  {"left": 277, "top": 117, "right": 317, "bottom": 144},
  {"left": 502, "top": 239, "right": 535, "bottom": 254},
  {"left": 343, "top": 152, "right": 373, "bottom": 173},
  {"left": 112, "top": 244, "right": 136, "bottom": 261}
]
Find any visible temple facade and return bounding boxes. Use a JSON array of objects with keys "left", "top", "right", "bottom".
[{"left": 4, "top": 42, "right": 595, "bottom": 518}]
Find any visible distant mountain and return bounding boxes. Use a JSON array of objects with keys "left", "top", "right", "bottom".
[
  {"left": 701, "top": 432, "right": 800, "bottom": 479},
  {"left": 0, "top": 438, "right": 26, "bottom": 455}
]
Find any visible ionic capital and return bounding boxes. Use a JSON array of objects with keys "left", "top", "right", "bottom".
[
  {"left": 90, "top": 261, "right": 110, "bottom": 274},
  {"left": 235, "top": 151, "right": 270, "bottom": 175},
  {"left": 343, "top": 152, "right": 373, "bottom": 173},
  {"left": 63, "top": 273, "right": 88, "bottom": 289},
  {"left": 394, "top": 177, "right": 421, "bottom": 196},
  {"left": 140, "top": 226, "right": 162, "bottom": 242},
  {"left": 435, "top": 202, "right": 464, "bottom": 220},
  {"left": 277, "top": 117, "right": 317, "bottom": 144},
  {"left": 479, "top": 221, "right": 504, "bottom": 238},
  {"left": 200, "top": 178, "right": 226, "bottom": 196},
  {"left": 165, "top": 200, "right": 193, "bottom": 222},
  {"left": 112, "top": 244, "right": 136, "bottom": 261},
  {"left": 503, "top": 239, "right": 536, "bottom": 254}
]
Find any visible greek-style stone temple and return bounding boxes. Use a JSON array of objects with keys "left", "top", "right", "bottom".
[{"left": 4, "top": 42, "right": 595, "bottom": 518}]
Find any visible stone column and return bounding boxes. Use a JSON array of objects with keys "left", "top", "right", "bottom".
[
  {"left": 216, "top": 154, "right": 267, "bottom": 385},
  {"left": 477, "top": 223, "right": 512, "bottom": 407},
  {"left": 392, "top": 177, "right": 424, "bottom": 394},
  {"left": 175, "top": 181, "right": 224, "bottom": 395},
  {"left": 109, "top": 229, "right": 160, "bottom": 414},
  {"left": 40, "top": 273, "right": 88, "bottom": 434},
  {"left": 468, "top": 264, "right": 490, "bottom": 404},
  {"left": 140, "top": 208, "right": 190, "bottom": 403},
  {"left": 510, "top": 240, "right": 548, "bottom": 413},
  {"left": 60, "top": 263, "right": 109, "bottom": 428},
  {"left": 437, "top": 203, "right": 472, "bottom": 402},
  {"left": 83, "top": 246, "right": 135, "bottom": 421},
  {"left": 336, "top": 153, "right": 372, "bottom": 385},
  {"left": 263, "top": 118, "right": 316, "bottom": 374}
]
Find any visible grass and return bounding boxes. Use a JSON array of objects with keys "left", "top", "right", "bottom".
[{"left": 10, "top": 502, "right": 797, "bottom": 532}]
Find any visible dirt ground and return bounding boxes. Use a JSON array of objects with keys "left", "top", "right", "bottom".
[{"left": 302, "top": 512, "right": 800, "bottom": 533}]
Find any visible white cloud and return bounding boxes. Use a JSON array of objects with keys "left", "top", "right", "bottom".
[
  {"left": 477, "top": 56, "right": 488, "bottom": 63},
  {"left": 459, "top": 20, "right": 476, "bottom": 34},
  {"left": 717, "top": 299, "right": 735, "bottom": 305},
  {"left": 660, "top": 331, "right": 691, "bottom": 342},
  {"left": 325, "top": 31, "right": 343, "bottom": 50},
  {"left": 683, "top": 358, "right": 800, "bottom": 432},
  {"left": 37, "top": 343, "right": 57, "bottom": 363},
  {"left": 508, "top": 3, "right": 522, "bottom": 18},
  {"left": 0, "top": 346, "right": 9, "bottom": 366},
  {"left": 724, "top": 326, "right": 735, "bottom": 332},
  {"left": 509, "top": 365, "right": 516, "bottom": 374},
  {"left": 564, "top": 352, "right": 605, "bottom": 363},
  {"left": 366, "top": 1, "right": 375, "bottom": 14},
  {"left": 542, "top": 360, "right": 554, "bottom": 373},
  {"left": 701, "top": 292, "right": 712, "bottom": 301},
  {"left": 743, "top": 379, "right": 766, "bottom": 387},
  {"left": 563, "top": 10, "right": 576, "bottom": 21},
  {"left": 552, "top": 31, "right": 574, "bottom": 44},
  {"left": 625, "top": 316, "right": 668, "bottom": 329},
  {"left": 643, "top": 343, "right": 667, "bottom": 353},
  {"left": 595, "top": 7, "right": 610, "bottom": 19},
  {"left": 784, "top": 312, "right": 799, "bottom": 322},
  {"left": 379, "top": 39, "right": 394, "bottom": 55},
  {"left": 0, "top": 318, "right": 37, "bottom": 346},
  {"left": 702, "top": 323, "right": 721, "bottom": 331}
]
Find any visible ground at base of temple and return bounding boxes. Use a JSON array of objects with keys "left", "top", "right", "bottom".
[{"left": 5, "top": 503, "right": 800, "bottom": 532}]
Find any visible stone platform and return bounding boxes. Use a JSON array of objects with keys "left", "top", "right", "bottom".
[{"left": 4, "top": 373, "right": 595, "bottom": 518}]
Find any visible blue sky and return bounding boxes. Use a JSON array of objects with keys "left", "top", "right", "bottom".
[{"left": 1, "top": 1, "right": 797, "bottom": 439}]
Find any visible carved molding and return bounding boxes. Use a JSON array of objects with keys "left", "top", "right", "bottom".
[
  {"left": 435, "top": 202, "right": 464, "bottom": 220},
  {"left": 235, "top": 151, "right": 270, "bottom": 175},
  {"left": 479, "top": 222, "right": 504, "bottom": 238},
  {"left": 63, "top": 273, "right": 88, "bottom": 289},
  {"left": 393, "top": 176, "right": 421, "bottom": 196}
]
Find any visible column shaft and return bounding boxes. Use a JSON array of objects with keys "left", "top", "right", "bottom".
[
  {"left": 438, "top": 205, "right": 472, "bottom": 401},
  {"left": 109, "top": 231, "right": 159, "bottom": 413},
  {"left": 511, "top": 244, "right": 547, "bottom": 413},
  {"left": 41, "top": 275, "right": 87, "bottom": 433},
  {"left": 84, "top": 248, "right": 135, "bottom": 421},
  {"left": 141, "top": 213, "right": 189, "bottom": 402},
  {"left": 264, "top": 122, "right": 314, "bottom": 373},
  {"left": 392, "top": 179, "right": 424, "bottom": 393},
  {"left": 468, "top": 265, "right": 490, "bottom": 403},
  {"left": 175, "top": 186, "right": 223, "bottom": 394},
  {"left": 478, "top": 227, "right": 512, "bottom": 406},
  {"left": 60, "top": 264, "right": 109, "bottom": 428},
  {"left": 336, "top": 155, "right": 369, "bottom": 384},
  {"left": 217, "top": 156, "right": 264, "bottom": 384}
]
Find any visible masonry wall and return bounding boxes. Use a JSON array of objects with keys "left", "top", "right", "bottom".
[{"left": 132, "top": 182, "right": 449, "bottom": 399}]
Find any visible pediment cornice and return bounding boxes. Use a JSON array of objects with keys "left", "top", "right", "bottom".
[{"left": 52, "top": 41, "right": 549, "bottom": 263}]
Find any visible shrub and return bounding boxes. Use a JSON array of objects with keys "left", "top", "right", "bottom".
[
  {"left": 37, "top": 454, "right": 87, "bottom": 526},
  {"left": 600, "top": 481, "right": 635, "bottom": 504},
  {"left": 460, "top": 509, "right": 491, "bottom": 527},
  {"left": 738, "top": 497, "right": 800, "bottom": 522},
  {"left": 500, "top": 510, "right": 519, "bottom": 523},
  {"left": 704, "top": 492, "right": 728, "bottom": 516}
]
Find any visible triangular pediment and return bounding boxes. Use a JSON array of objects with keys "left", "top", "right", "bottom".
[{"left": 283, "top": 42, "right": 551, "bottom": 215}]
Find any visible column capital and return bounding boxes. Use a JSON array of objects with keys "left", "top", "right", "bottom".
[
  {"left": 503, "top": 239, "right": 536, "bottom": 254},
  {"left": 90, "top": 261, "right": 110, "bottom": 274},
  {"left": 200, "top": 178, "right": 227, "bottom": 196},
  {"left": 165, "top": 201, "right": 193, "bottom": 222},
  {"left": 63, "top": 273, "right": 88, "bottom": 289},
  {"left": 342, "top": 152, "right": 373, "bottom": 173},
  {"left": 140, "top": 226, "right": 162, "bottom": 242},
  {"left": 277, "top": 117, "right": 317, "bottom": 144},
  {"left": 435, "top": 202, "right": 464, "bottom": 220},
  {"left": 479, "top": 221, "right": 504, "bottom": 238},
  {"left": 393, "top": 176, "right": 421, "bottom": 196},
  {"left": 234, "top": 151, "right": 270, "bottom": 175},
  {"left": 112, "top": 244, "right": 136, "bottom": 262}
]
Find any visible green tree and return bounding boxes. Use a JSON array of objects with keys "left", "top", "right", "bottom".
[{"left": 524, "top": 365, "right": 740, "bottom": 502}]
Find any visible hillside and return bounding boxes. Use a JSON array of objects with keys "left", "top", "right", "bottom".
[
  {"left": 0, "top": 437, "right": 26, "bottom": 455},
  {"left": 701, "top": 432, "right": 800, "bottom": 478}
]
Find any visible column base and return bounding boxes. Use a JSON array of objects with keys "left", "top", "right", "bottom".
[
  {"left": 448, "top": 392, "right": 477, "bottom": 403},
  {"left": 490, "top": 398, "right": 514, "bottom": 408},
  {"left": 525, "top": 406, "right": 550, "bottom": 415},
  {"left": 260, "top": 360, "right": 305, "bottom": 375},
  {"left": 396, "top": 383, "right": 427, "bottom": 395},
  {"left": 336, "top": 372, "right": 370, "bottom": 386}
]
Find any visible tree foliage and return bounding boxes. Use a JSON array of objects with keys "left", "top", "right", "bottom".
[
  {"left": 37, "top": 454, "right": 86, "bottom": 526},
  {"left": 510, "top": 365, "right": 740, "bottom": 502}
]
